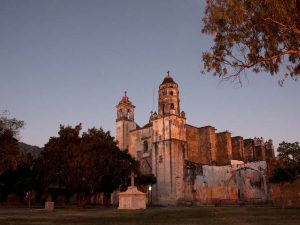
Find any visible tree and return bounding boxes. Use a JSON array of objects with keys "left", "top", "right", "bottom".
[
  {"left": 269, "top": 166, "right": 297, "bottom": 208},
  {"left": 277, "top": 141, "right": 300, "bottom": 168},
  {"left": 269, "top": 167, "right": 297, "bottom": 183},
  {"left": 202, "top": 0, "right": 300, "bottom": 85},
  {"left": 0, "top": 111, "right": 25, "bottom": 175},
  {"left": 36, "top": 124, "right": 139, "bottom": 205},
  {"left": 0, "top": 152, "right": 35, "bottom": 205}
]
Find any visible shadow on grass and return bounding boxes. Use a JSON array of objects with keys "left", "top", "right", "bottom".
[{"left": 0, "top": 206, "right": 299, "bottom": 225}]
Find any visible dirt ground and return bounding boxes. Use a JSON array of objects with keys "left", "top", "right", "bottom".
[{"left": 0, "top": 206, "right": 299, "bottom": 225}]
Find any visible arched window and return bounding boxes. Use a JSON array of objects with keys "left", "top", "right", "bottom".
[
  {"left": 118, "top": 109, "right": 122, "bottom": 118},
  {"left": 127, "top": 109, "right": 130, "bottom": 119},
  {"left": 143, "top": 140, "right": 148, "bottom": 153},
  {"left": 170, "top": 91, "right": 173, "bottom": 96},
  {"left": 170, "top": 103, "right": 174, "bottom": 109}
]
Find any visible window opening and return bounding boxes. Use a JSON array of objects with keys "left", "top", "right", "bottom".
[{"left": 143, "top": 140, "right": 148, "bottom": 153}]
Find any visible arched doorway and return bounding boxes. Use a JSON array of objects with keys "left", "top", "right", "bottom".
[{"left": 226, "top": 166, "right": 267, "bottom": 203}]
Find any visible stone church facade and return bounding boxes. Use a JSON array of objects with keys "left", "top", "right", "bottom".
[{"left": 116, "top": 73, "right": 275, "bottom": 205}]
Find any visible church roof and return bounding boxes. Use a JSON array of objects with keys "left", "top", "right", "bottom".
[
  {"left": 161, "top": 71, "right": 177, "bottom": 85},
  {"left": 118, "top": 91, "right": 134, "bottom": 106},
  {"left": 161, "top": 76, "right": 176, "bottom": 84}
]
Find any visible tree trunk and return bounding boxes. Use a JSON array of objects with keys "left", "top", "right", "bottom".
[{"left": 104, "top": 192, "right": 111, "bottom": 207}]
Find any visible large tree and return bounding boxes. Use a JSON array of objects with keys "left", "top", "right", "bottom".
[
  {"left": 0, "top": 111, "right": 25, "bottom": 175},
  {"left": 36, "top": 124, "right": 139, "bottom": 204},
  {"left": 202, "top": 0, "right": 300, "bottom": 85},
  {"left": 277, "top": 141, "right": 300, "bottom": 167}
]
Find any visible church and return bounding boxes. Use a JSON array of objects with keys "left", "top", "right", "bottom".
[{"left": 116, "top": 72, "right": 275, "bottom": 205}]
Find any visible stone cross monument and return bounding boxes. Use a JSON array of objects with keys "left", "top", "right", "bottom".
[{"left": 118, "top": 171, "right": 146, "bottom": 210}]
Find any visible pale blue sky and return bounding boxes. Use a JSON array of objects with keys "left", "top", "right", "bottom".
[{"left": 0, "top": 0, "right": 299, "bottom": 151}]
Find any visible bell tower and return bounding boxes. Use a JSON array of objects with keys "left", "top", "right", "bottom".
[
  {"left": 151, "top": 71, "right": 187, "bottom": 204},
  {"left": 158, "top": 71, "right": 180, "bottom": 116},
  {"left": 116, "top": 92, "right": 136, "bottom": 150}
]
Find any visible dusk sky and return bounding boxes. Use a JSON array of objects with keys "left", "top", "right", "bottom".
[{"left": 1, "top": 0, "right": 299, "bottom": 151}]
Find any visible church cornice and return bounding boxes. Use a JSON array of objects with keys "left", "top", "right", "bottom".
[
  {"left": 152, "top": 113, "right": 186, "bottom": 120},
  {"left": 116, "top": 118, "right": 134, "bottom": 122},
  {"left": 152, "top": 139, "right": 187, "bottom": 144}
]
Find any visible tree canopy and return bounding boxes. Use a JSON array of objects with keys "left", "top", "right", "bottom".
[
  {"left": 0, "top": 110, "right": 25, "bottom": 137},
  {"left": 277, "top": 141, "right": 300, "bottom": 167},
  {"left": 202, "top": 0, "right": 300, "bottom": 85},
  {"left": 0, "top": 111, "right": 25, "bottom": 175},
  {"left": 269, "top": 141, "right": 300, "bottom": 184},
  {"left": 269, "top": 167, "right": 297, "bottom": 183},
  {"left": 36, "top": 124, "right": 139, "bottom": 201}
]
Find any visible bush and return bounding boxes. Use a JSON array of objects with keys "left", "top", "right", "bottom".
[{"left": 269, "top": 167, "right": 297, "bottom": 183}]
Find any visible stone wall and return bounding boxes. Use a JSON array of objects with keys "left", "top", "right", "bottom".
[
  {"left": 128, "top": 126, "right": 152, "bottom": 159},
  {"left": 215, "top": 132, "right": 232, "bottom": 166},
  {"left": 116, "top": 120, "right": 137, "bottom": 151},
  {"left": 265, "top": 140, "right": 275, "bottom": 159},
  {"left": 186, "top": 125, "right": 199, "bottom": 163},
  {"left": 244, "top": 139, "right": 255, "bottom": 162},
  {"left": 192, "top": 161, "right": 267, "bottom": 205},
  {"left": 199, "top": 126, "right": 216, "bottom": 165},
  {"left": 186, "top": 125, "right": 216, "bottom": 165},
  {"left": 254, "top": 145, "right": 266, "bottom": 161},
  {"left": 231, "top": 136, "right": 244, "bottom": 161},
  {"left": 152, "top": 139, "right": 185, "bottom": 204}
]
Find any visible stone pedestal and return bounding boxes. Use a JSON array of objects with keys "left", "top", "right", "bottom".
[
  {"left": 118, "top": 186, "right": 146, "bottom": 210},
  {"left": 45, "top": 201, "right": 54, "bottom": 211}
]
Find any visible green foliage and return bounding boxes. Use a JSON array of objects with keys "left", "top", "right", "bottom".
[
  {"left": 36, "top": 124, "right": 139, "bottom": 199},
  {"left": 0, "top": 110, "right": 25, "bottom": 137},
  {"left": 277, "top": 141, "right": 300, "bottom": 166},
  {"left": 269, "top": 167, "right": 297, "bottom": 183},
  {"left": 202, "top": 0, "right": 300, "bottom": 84},
  {"left": 0, "top": 155, "right": 34, "bottom": 202},
  {"left": 0, "top": 111, "right": 24, "bottom": 175}
]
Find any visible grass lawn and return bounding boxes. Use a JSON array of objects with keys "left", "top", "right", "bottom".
[{"left": 0, "top": 206, "right": 299, "bottom": 225}]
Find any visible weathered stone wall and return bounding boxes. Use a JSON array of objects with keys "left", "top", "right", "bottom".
[
  {"left": 254, "top": 145, "right": 266, "bottom": 161},
  {"left": 186, "top": 125, "right": 198, "bottom": 162},
  {"left": 270, "top": 176, "right": 300, "bottom": 208},
  {"left": 193, "top": 161, "right": 267, "bottom": 205},
  {"left": 116, "top": 120, "right": 137, "bottom": 151},
  {"left": 215, "top": 132, "right": 232, "bottom": 166},
  {"left": 231, "top": 136, "right": 244, "bottom": 161},
  {"left": 151, "top": 115, "right": 186, "bottom": 204},
  {"left": 128, "top": 126, "right": 152, "bottom": 159},
  {"left": 265, "top": 140, "right": 275, "bottom": 159},
  {"left": 152, "top": 115, "right": 186, "bottom": 143},
  {"left": 199, "top": 126, "right": 216, "bottom": 165},
  {"left": 186, "top": 125, "right": 216, "bottom": 165},
  {"left": 139, "top": 157, "right": 152, "bottom": 174},
  {"left": 244, "top": 139, "right": 255, "bottom": 162},
  {"left": 151, "top": 140, "right": 185, "bottom": 204}
]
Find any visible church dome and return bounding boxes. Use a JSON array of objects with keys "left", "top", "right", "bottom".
[
  {"left": 162, "top": 76, "right": 176, "bottom": 84},
  {"left": 119, "top": 91, "right": 133, "bottom": 105},
  {"left": 161, "top": 71, "right": 177, "bottom": 85}
]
